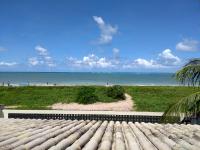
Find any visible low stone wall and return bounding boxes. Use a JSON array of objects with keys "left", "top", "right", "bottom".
[{"left": 3, "top": 109, "right": 163, "bottom": 123}]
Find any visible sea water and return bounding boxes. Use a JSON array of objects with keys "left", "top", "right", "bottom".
[{"left": 0, "top": 72, "right": 178, "bottom": 86}]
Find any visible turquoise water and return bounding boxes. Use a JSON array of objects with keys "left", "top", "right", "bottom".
[{"left": 0, "top": 72, "right": 178, "bottom": 86}]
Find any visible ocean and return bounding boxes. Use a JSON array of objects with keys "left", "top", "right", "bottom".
[{"left": 0, "top": 72, "right": 178, "bottom": 86}]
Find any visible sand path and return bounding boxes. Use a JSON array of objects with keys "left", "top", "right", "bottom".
[{"left": 51, "top": 93, "right": 135, "bottom": 111}]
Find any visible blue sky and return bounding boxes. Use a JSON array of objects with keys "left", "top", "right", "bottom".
[{"left": 0, "top": 0, "right": 200, "bottom": 72}]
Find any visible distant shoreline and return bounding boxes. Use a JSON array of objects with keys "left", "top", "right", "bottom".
[{"left": 0, "top": 83, "right": 181, "bottom": 87}]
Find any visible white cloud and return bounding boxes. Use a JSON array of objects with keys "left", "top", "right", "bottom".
[
  {"left": 176, "top": 39, "right": 199, "bottom": 51},
  {"left": 35, "top": 45, "right": 48, "bottom": 55},
  {"left": 28, "top": 57, "right": 39, "bottom": 66},
  {"left": 93, "top": 16, "right": 104, "bottom": 25},
  {"left": 0, "top": 47, "right": 17, "bottom": 67},
  {"left": 93, "top": 16, "right": 118, "bottom": 44},
  {"left": 0, "top": 47, "right": 7, "bottom": 52},
  {"left": 123, "top": 49, "right": 181, "bottom": 69},
  {"left": 112, "top": 48, "right": 120, "bottom": 64},
  {"left": 44, "top": 56, "right": 52, "bottom": 60},
  {"left": 113, "top": 48, "right": 120, "bottom": 55},
  {"left": 97, "top": 57, "right": 113, "bottom": 68},
  {"left": 28, "top": 45, "right": 56, "bottom": 67},
  {"left": 133, "top": 59, "right": 162, "bottom": 68},
  {"left": 66, "top": 48, "right": 181, "bottom": 70},
  {"left": 67, "top": 54, "right": 114, "bottom": 68},
  {"left": 158, "top": 49, "right": 181, "bottom": 66},
  {"left": 0, "top": 61, "right": 17, "bottom": 66},
  {"left": 124, "top": 58, "right": 163, "bottom": 69}
]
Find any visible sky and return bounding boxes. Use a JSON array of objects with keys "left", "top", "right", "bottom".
[{"left": 0, "top": 0, "right": 200, "bottom": 72}]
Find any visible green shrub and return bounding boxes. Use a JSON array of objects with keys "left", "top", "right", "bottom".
[
  {"left": 76, "top": 86, "right": 99, "bottom": 104},
  {"left": 106, "top": 85, "right": 125, "bottom": 99}
]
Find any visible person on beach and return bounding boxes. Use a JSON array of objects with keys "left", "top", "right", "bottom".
[{"left": 7, "top": 81, "right": 10, "bottom": 87}]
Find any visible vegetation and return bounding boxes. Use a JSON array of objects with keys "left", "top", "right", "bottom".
[
  {"left": 176, "top": 58, "right": 200, "bottom": 86},
  {"left": 162, "top": 58, "right": 200, "bottom": 123},
  {"left": 106, "top": 85, "right": 125, "bottom": 100},
  {"left": 75, "top": 86, "right": 99, "bottom": 104},
  {"left": 0, "top": 86, "right": 116, "bottom": 109},
  {"left": 0, "top": 85, "right": 198, "bottom": 111},
  {"left": 125, "top": 86, "right": 199, "bottom": 112}
]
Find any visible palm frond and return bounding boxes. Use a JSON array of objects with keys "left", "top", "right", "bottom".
[
  {"left": 175, "top": 59, "right": 200, "bottom": 86},
  {"left": 163, "top": 58, "right": 200, "bottom": 123},
  {"left": 184, "top": 58, "right": 200, "bottom": 67},
  {"left": 161, "top": 92, "right": 200, "bottom": 123}
]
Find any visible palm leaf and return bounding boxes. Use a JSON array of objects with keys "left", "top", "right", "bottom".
[
  {"left": 161, "top": 92, "right": 200, "bottom": 123},
  {"left": 184, "top": 58, "right": 200, "bottom": 66},
  {"left": 162, "top": 58, "right": 200, "bottom": 123},
  {"left": 175, "top": 58, "right": 200, "bottom": 86}
]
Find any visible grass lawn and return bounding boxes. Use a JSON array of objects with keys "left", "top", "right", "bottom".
[
  {"left": 0, "top": 86, "right": 116, "bottom": 109},
  {"left": 125, "top": 86, "right": 200, "bottom": 112}
]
